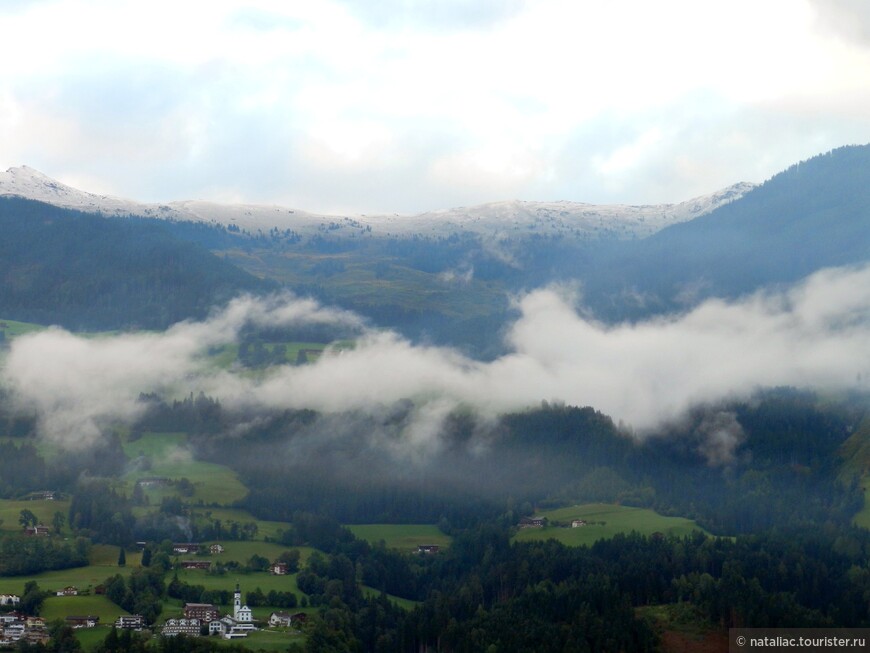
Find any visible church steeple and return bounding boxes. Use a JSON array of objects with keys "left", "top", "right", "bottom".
[{"left": 233, "top": 582, "right": 241, "bottom": 619}]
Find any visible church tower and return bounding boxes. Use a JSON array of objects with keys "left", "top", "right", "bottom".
[{"left": 233, "top": 582, "right": 241, "bottom": 620}]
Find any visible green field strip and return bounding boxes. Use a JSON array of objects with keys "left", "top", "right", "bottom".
[
  {"left": 513, "top": 503, "right": 709, "bottom": 547},
  {"left": 346, "top": 524, "right": 451, "bottom": 552}
]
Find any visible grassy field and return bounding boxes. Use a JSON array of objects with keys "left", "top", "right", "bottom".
[
  {"left": 513, "top": 503, "right": 709, "bottom": 547},
  {"left": 0, "top": 318, "right": 44, "bottom": 339},
  {"left": 189, "top": 507, "right": 289, "bottom": 541},
  {"left": 41, "top": 594, "right": 127, "bottom": 622},
  {"left": 120, "top": 431, "right": 248, "bottom": 506},
  {"left": 0, "top": 498, "right": 71, "bottom": 534},
  {"left": 360, "top": 586, "right": 420, "bottom": 610},
  {"left": 0, "top": 544, "right": 142, "bottom": 596},
  {"left": 195, "top": 541, "right": 314, "bottom": 566},
  {"left": 837, "top": 417, "right": 870, "bottom": 529},
  {"left": 347, "top": 524, "right": 451, "bottom": 552}
]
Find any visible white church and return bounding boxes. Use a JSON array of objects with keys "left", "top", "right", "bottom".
[{"left": 208, "top": 583, "right": 256, "bottom": 639}]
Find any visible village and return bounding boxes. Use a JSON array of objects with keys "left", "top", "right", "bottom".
[{"left": 0, "top": 535, "right": 309, "bottom": 648}]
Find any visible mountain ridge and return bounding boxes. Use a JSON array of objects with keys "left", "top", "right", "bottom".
[{"left": 0, "top": 164, "right": 755, "bottom": 242}]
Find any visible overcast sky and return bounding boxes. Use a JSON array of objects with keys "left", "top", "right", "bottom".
[{"left": 2, "top": 0, "right": 869, "bottom": 214}]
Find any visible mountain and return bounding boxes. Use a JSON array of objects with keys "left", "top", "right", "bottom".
[
  {"left": 0, "top": 165, "right": 754, "bottom": 242},
  {"left": 0, "top": 196, "right": 273, "bottom": 330},
  {"left": 1, "top": 146, "right": 867, "bottom": 349},
  {"left": 581, "top": 144, "right": 870, "bottom": 319}
]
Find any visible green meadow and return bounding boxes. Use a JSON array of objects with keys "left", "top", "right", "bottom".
[
  {"left": 121, "top": 432, "right": 248, "bottom": 506},
  {"left": 347, "top": 524, "right": 451, "bottom": 552},
  {"left": 0, "top": 499, "right": 71, "bottom": 534},
  {"left": 0, "top": 544, "right": 142, "bottom": 595},
  {"left": 0, "top": 318, "right": 44, "bottom": 339},
  {"left": 513, "top": 503, "right": 709, "bottom": 547},
  {"left": 360, "top": 586, "right": 420, "bottom": 611},
  {"left": 189, "top": 507, "right": 289, "bottom": 541},
  {"left": 40, "top": 594, "right": 126, "bottom": 622}
]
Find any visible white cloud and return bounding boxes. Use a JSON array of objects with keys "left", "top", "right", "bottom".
[
  {"left": 1, "top": 0, "right": 869, "bottom": 212},
  {"left": 4, "top": 266, "right": 869, "bottom": 449}
]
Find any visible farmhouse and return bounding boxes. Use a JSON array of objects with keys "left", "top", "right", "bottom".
[
  {"left": 417, "top": 545, "right": 440, "bottom": 554},
  {"left": 270, "top": 562, "right": 288, "bottom": 575},
  {"left": 0, "top": 595, "right": 19, "bottom": 607},
  {"left": 181, "top": 560, "right": 212, "bottom": 570},
  {"left": 137, "top": 477, "right": 170, "bottom": 488},
  {"left": 24, "top": 525, "right": 50, "bottom": 537},
  {"left": 571, "top": 519, "right": 587, "bottom": 528},
  {"left": 518, "top": 516, "right": 546, "bottom": 528},
  {"left": 65, "top": 616, "right": 99, "bottom": 629},
  {"left": 268, "top": 612, "right": 293, "bottom": 628},
  {"left": 27, "top": 491, "right": 56, "bottom": 501},
  {"left": 56, "top": 586, "right": 78, "bottom": 597},
  {"left": 172, "top": 543, "right": 200, "bottom": 554},
  {"left": 209, "top": 543, "right": 224, "bottom": 554}
]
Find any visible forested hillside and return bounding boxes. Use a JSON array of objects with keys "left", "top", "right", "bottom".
[{"left": 0, "top": 197, "right": 272, "bottom": 330}]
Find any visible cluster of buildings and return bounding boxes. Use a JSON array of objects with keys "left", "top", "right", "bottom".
[
  {"left": 0, "top": 612, "right": 49, "bottom": 646},
  {"left": 163, "top": 584, "right": 263, "bottom": 640}
]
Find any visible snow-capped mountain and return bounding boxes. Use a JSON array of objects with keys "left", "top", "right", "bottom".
[{"left": 0, "top": 165, "right": 755, "bottom": 241}]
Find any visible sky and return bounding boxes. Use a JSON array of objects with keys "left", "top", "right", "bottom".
[{"left": 1, "top": 0, "right": 870, "bottom": 214}]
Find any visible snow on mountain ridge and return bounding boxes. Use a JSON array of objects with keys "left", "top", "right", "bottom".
[{"left": 0, "top": 165, "right": 756, "bottom": 241}]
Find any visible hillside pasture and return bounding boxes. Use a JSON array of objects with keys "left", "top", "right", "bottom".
[
  {"left": 121, "top": 432, "right": 248, "bottom": 505},
  {"left": 513, "top": 503, "right": 709, "bottom": 547},
  {"left": 0, "top": 498, "right": 71, "bottom": 534},
  {"left": 189, "top": 507, "right": 289, "bottom": 541},
  {"left": 0, "top": 318, "right": 44, "bottom": 339},
  {"left": 347, "top": 524, "right": 451, "bottom": 552},
  {"left": 194, "top": 541, "right": 314, "bottom": 566},
  {"left": 40, "top": 594, "right": 126, "bottom": 623},
  {"left": 173, "top": 568, "right": 307, "bottom": 609}
]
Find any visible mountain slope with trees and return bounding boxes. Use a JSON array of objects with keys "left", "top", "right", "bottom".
[{"left": 0, "top": 196, "right": 273, "bottom": 330}]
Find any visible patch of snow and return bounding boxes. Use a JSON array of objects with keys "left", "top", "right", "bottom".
[{"left": 0, "top": 165, "right": 757, "bottom": 242}]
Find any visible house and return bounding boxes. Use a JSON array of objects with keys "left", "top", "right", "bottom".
[
  {"left": 115, "top": 615, "right": 144, "bottom": 630},
  {"left": 0, "top": 595, "right": 20, "bottom": 606},
  {"left": 172, "top": 543, "right": 200, "bottom": 554},
  {"left": 162, "top": 618, "right": 201, "bottom": 637},
  {"left": 65, "top": 616, "right": 99, "bottom": 629},
  {"left": 209, "top": 544, "right": 224, "bottom": 554},
  {"left": 24, "top": 525, "right": 50, "bottom": 537},
  {"left": 3, "top": 623, "right": 25, "bottom": 641},
  {"left": 184, "top": 603, "right": 220, "bottom": 622},
  {"left": 21, "top": 628, "right": 50, "bottom": 645},
  {"left": 518, "top": 516, "right": 546, "bottom": 528},
  {"left": 269, "top": 562, "right": 288, "bottom": 575},
  {"left": 417, "top": 545, "right": 440, "bottom": 554},
  {"left": 56, "top": 586, "right": 78, "bottom": 597},
  {"left": 137, "top": 477, "right": 170, "bottom": 488},
  {"left": 571, "top": 519, "right": 587, "bottom": 528},
  {"left": 268, "top": 612, "right": 293, "bottom": 628},
  {"left": 28, "top": 491, "right": 55, "bottom": 501},
  {"left": 181, "top": 560, "right": 212, "bottom": 570}
]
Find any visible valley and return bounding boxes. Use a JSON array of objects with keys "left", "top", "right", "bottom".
[{"left": 0, "top": 145, "right": 868, "bottom": 652}]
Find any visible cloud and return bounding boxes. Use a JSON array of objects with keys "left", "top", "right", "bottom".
[
  {"left": 809, "top": 0, "right": 870, "bottom": 47},
  {"left": 5, "top": 265, "right": 870, "bottom": 452},
  {"left": 1, "top": 292, "right": 364, "bottom": 447},
  {"left": 1, "top": 1, "right": 870, "bottom": 214}
]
